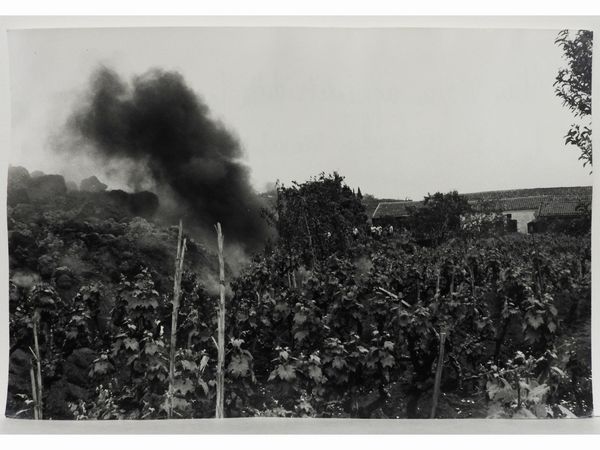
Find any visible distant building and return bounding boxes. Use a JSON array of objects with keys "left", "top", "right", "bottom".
[
  {"left": 481, "top": 197, "right": 590, "bottom": 234},
  {"left": 371, "top": 201, "right": 422, "bottom": 227},
  {"left": 537, "top": 199, "right": 588, "bottom": 219},
  {"left": 528, "top": 199, "right": 590, "bottom": 233},
  {"left": 470, "top": 196, "right": 548, "bottom": 234},
  {"left": 371, "top": 187, "right": 591, "bottom": 235}
]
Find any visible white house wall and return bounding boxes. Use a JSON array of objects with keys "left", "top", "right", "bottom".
[{"left": 505, "top": 209, "right": 537, "bottom": 233}]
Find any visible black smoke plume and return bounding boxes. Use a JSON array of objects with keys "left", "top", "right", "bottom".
[{"left": 69, "top": 67, "right": 269, "bottom": 250}]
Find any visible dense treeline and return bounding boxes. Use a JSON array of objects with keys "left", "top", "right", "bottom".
[{"left": 6, "top": 172, "right": 592, "bottom": 419}]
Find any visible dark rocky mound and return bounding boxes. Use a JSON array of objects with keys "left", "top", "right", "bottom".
[
  {"left": 8, "top": 166, "right": 31, "bottom": 190},
  {"left": 66, "top": 181, "right": 79, "bottom": 192},
  {"left": 7, "top": 167, "right": 159, "bottom": 220},
  {"left": 104, "top": 190, "right": 159, "bottom": 219},
  {"left": 130, "top": 191, "right": 160, "bottom": 218},
  {"left": 27, "top": 174, "right": 67, "bottom": 202},
  {"left": 80, "top": 175, "right": 108, "bottom": 193}
]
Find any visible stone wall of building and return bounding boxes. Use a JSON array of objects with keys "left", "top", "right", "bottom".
[{"left": 505, "top": 209, "right": 536, "bottom": 233}]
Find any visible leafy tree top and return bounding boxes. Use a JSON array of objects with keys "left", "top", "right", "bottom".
[
  {"left": 555, "top": 30, "right": 592, "bottom": 118},
  {"left": 406, "top": 191, "right": 472, "bottom": 246},
  {"left": 554, "top": 29, "right": 593, "bottom": 167},
  {"left": 271, "top": 172, "right": 368, "bottom": 266}
]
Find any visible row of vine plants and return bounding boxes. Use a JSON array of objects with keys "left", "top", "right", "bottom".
[{"left": 7, "top": 225, "right": 592, "bottom": 419}]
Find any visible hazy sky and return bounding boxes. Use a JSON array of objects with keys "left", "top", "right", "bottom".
[{"left": 8, "top": 27, "right": 592, "bottom": 199}]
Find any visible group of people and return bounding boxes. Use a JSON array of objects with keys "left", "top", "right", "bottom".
[
  {"left": 322, "top": 224, "right": 395, "bottom": 241},
  {"left": 369, "top": 225, "right": 394, "bottom": 237}
]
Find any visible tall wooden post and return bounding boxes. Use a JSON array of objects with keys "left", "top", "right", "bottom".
[
  {"left": 215, "top": 222, "right": 226, "bottom": 419},
  {"left": 29, "top": 364, "right": 38, "bottom": 420},
  {"left": 32, "top": 311, "right": 43, "bottom": 419},
  {"left": 167, "top": 220, "right": 186, "bottom": 419},
  {"left": 430, "top": 331, "right": 447, "bottom": 418},
  {"left": 300, "top": 197, "right": 316, "bottom": 269}
]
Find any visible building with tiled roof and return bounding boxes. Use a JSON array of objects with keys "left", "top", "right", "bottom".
[
  {"left": 464, "top": 186, "right": 592, "bottom": 202},
  {"left": 371, "top": 201, "right": 423, "bottom": 227},
  {"left": 470, "top": 196, "right": 548, "bottom": 212},
  {"left": 372, "top": 201, "right": 421, "bottom": 218},
  {"left": 371, "top": 187, "right": 591, "bottom": 234},
  {"left": 538, "top": 200, "right": 589, "bottom": 218}
]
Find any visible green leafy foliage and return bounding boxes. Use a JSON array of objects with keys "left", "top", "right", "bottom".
[
  {"left": 406, "top": 191, "right": 472, "bottom": 245},
  {"left": 226, "top": 230, "right": 591, "bottom": 418},
  {"left": 268, "top": 172, "right": 368, "bottom": 268},
  {"left": 485, "top": 350, "right": 578, "bottom": 419},
  {"left": 6, "top": 171, "right": 592, "bottom": 419},
  {"left": 555, "top": 29, "right": 593, "bottom": 167}
]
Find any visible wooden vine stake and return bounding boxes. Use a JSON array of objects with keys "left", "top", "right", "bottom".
[
  {"left": 29, "top": 364, "right": 38, "bottom": 419},
  {"left": 167, "top": 220, "right": 187, "bottom": 419},
  {"left": 430, "top": 330, "right": 447, "bottom": 418},
  {"left": 31, "top": 310, "right": 43, "bottom": 419},
  {"left": 215, "top": 222, "right": 226, "bottom": 419}
]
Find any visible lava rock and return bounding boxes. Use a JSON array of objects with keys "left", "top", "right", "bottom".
[
  {"left": 80, "top": 175, "right": 108, "bottom": 193},
  {"left": 130, "top": 191, "right": 159, "bottom": 218},
  {"left": 37, "top": 254, "right": 56, "bottom": 278},
  {"left": 7, "top": 188, "right": 31, "bottom": 207},
  {"left": 27, "top": 174, "right": 67, "bottom": 202},
  {"left": 7, "top": 166, "right": 31, "bottom": 191},
  {"left": 66, "top": 180, "right": 79, "bottom": 192},
  {"left": 53, "top": 266, "right": 76, "bottom": 290}
]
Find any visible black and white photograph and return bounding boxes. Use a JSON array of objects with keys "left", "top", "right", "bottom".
[{"left": 3, "top": 24, "right": 594, "bottom": 421}]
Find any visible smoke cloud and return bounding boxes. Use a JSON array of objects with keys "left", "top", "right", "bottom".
[{"left": 67, "top": 66, "right": 269, "bottom": 250}]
